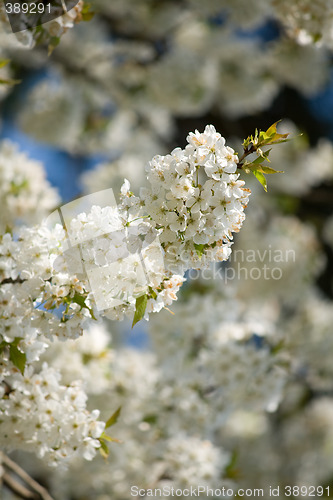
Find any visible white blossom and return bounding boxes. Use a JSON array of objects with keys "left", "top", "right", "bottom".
[
  {"left": 0, "top": 364, "right": 105, "bottom": 466},
  {"left": 0, "top": 141, "right": 60, "bottom": 232}
]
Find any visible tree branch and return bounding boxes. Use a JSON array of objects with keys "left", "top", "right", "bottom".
[
  {"left": 0, "top": 453, "right": 55, "bottom": 500},
  {"left": 237, "top": 144, "right": 257, "bottom": 168},
  {"left": 0, "top": 276, "right": 25, "bottom": 286},
  {"left": 3, "top": 472, "right": 36, "bottom": 499}
]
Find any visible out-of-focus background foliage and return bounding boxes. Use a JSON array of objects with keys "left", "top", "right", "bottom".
[{"left": 2, "top": 1, "right": 333, "bottom": 499}]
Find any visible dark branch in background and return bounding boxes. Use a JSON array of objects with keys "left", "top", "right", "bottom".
[
  {"left": 0, "top": 453, "right": 55, "bottom": 500},
  {"left": 0, "top": 277, "right": 25, "bottom": 286}
]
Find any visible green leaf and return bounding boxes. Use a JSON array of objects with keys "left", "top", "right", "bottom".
[
  {"left": 132, "top": 294, "right": 148, "bottom": 328},
  {"left": 225, "top": 450, "right": 239, "bottom": 479},
  {"left": 82, "top": 10, "right": 94, "bottom": 21},
  {"left": 265, "top": 120, "right": 281, "bottom": 137},
  {"left": 101, "top": 432, "right": 114, "bottom": 442},
  {"left": 105, "top": 407, "right": 121, "bottom": 429},
  {"left": 99, "top": 439, "right": 109, "bottom": 459},
  {"left": 271, "top": 340, "right": 285, "bottom": 355},
  {"left": 9, "top": 344, "right": 26, "bottom": 375},
  {"left": 258, "top": 121, "right": 290, "bottom": 146},
  {"left": 242, "top": 137, "right": 250, "bottom": 149},
  {"left": 251, "top": 155, "right": 266, "bottom": 165},
  {"left": 312, "top": 32, "right": 322, "bottom": 43},
  {"left": 11, "top": 337, "right": 23, "bottom": 347},
  {"left": 0, "top": 59, "right": 10, "bottom": 69},
  {"left": 0, "top": 340, "right": 8, "bottom": 354},
  {"left": 247, "top": 163, "right": 283, "bottom": 175},
  {"left": 0, "top": 78, "right": 21, "bottom": 86},
  {"left": 194, "top": 243, "right": 205, "bottom": 258},
  {"left": 81, "top": 2, "right": 95, "bottom": 21},
  {"left": 71, "top": 293, "right": 97, "bottom": 321},
  {"left": 10, "top": 179, "right": 29, "bottom": 196},
  {"left": 258, "top": 148, "right": 272, "bottom": 161},
  {"left": 48, "top": 37, "right": 60, "bottom": 56},
  {"left": 148, "top": 286, "right": 157, "bottom": 300},
  {"left": 143, "top": 414, "right": 158, "bottom": 424},
  {"left": 258, "top": 165, "right": 283, "bottom": 174},
  {"left": 72, "top": 293, "right": 87, "bottom": 309},
  {"left": 241, "top": 124, "right": 285, "bottom": 190},
  {"left": 252, "top": 170, "right": 267, "bottom": 192},
  {"left": 101, "top": 433, "right": 121, "bottom": 443}
]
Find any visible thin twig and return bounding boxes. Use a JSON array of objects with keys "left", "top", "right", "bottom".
[
  {"left": 3, "top": 472, "right": 36, "bottom": 499},
  {"left": 237, "top": 144, "right": 256, "bottom": 168},
  {"left": 1, "top": 453, "right": 55, "bottom": 500}
]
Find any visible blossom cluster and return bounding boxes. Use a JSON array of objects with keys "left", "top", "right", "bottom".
[
  {"left": 0, "top": 224, "right": 106, "bottom": 466},
  {"left": 0, "top": 126, "right": 250, "bottom": 348},
  {"left": 44, "top": 125, "right": 250, "bottom": 323},
  {"left": 50, "top": 200, "right": 183, "bottom": 322},
  {"left": 149, "top": 288, "right": 285, "bottom": 419},
  {"left": 0, "top": 363, "right": 105, "bottom": 465},
  {"left": 0, "top": 163, "right": 105, "bottom": 466},
  {"left": 41, "top": 322, "right": 112, "bottom": 394},
  {"left": 43, "top": 0, "right": 85, "bottom": 39},
  {"left": 0, "top": 223, "right": 90, "bottom": 348},
  {"left": 273, "top": 0, "right": 333, "bottom": 48},
  {"left": 0, "top": 125, "right": 252, "bottom": 466},
  {"left": 0, "top": 141, "right": 59, "bottom": 232},
  {"left": 129, "top": 125, "right": 251, "bottom": 277}
]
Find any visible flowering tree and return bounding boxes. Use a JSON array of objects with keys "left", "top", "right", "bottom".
[
  {"left": 1, "top": 1, "right": 333, "bottom": 499},
  {"left": 0, "top": 117, "right": 287, "bottom": 491}
]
